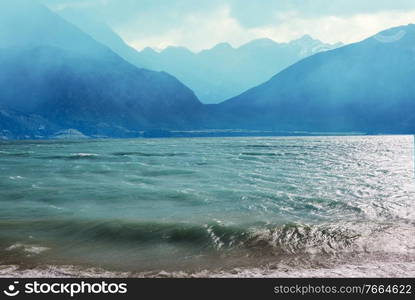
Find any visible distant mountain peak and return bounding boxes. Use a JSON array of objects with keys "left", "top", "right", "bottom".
[
  {"left": 240, "top": 38, "right": 278, "bottom": 49},
  {"left": 288, "top": 34, "right": 342, "bottom": 57},
  {"left": 295, "top": 34, "right": 316, "bottom": 42},
  {"left": 290, "top": 34, "right": 321, "bottom": 46},
  {"left": 162, "top": 46, "right": 194, "bottom": 55},
  {"left": 212, "top": 42, "right": 233, "bottom": 50},
  {"left": 218, "top": 23, "right": 415, "bottom": 133},
  {"left": 141, "top": 47, "right": 157, "bottom": 54}
]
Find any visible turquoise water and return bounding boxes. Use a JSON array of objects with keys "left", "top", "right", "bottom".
[{"left": 0, "top": 136, "right": 414, "bottom": 275}]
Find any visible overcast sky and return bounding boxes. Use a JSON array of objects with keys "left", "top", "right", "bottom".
[{"left": 40, "top": 0, "right": 415, "bottom": 51}]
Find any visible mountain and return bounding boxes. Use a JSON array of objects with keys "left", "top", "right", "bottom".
[
  {"left": 53, "top": 9, "right": 341, "bottom": 104},
  {"left": 0, "top": 0, "right": 203, "bottom": 139},
  {"left": 136, "top": 37, "right": 342, "bottom": 103},
  {"left": 2, "top": 1, "right": 413, "bottom": 139},
  {"left": 214, "top": 25, "right": 415, "bottom": 133},
  {"left": 57, "top": 8, "right": 144, "bottom": 67}
]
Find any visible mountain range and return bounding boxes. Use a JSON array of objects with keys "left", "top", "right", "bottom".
[
  {"left": 0, "top": 0, "right": 202, "bottom": 139},
  {"left": 1, "top": 0, "right": 415, "bottom": 139},
  {"left": 214, "top": 25, "right": 415, "bottom": 133},
  {"left": 59, "top": 9, "right": 342, "bottom": 103}
]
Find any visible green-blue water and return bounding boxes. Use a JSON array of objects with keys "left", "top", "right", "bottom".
[{"left": 0, "top": 136, "right": 414, "bottom": 276}]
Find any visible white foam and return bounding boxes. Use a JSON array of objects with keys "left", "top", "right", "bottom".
[
  {"left": 0, "top": 265, "right": 129, "bottom": 278},
  {"left": 5, "top": 243, "right": 50, "bottom": 255},
  {"left": 71, "top": 153, "right": 98, "bottom": 157},
  {"left": 1, "top": 260, "right": 415, "bottom": 278},
  {"left": 155, "top": 261, "right": 415, "bottom": 278}
]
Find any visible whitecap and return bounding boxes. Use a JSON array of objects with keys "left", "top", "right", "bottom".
[
  {"left": 71, "top": 153, "right": 98, "bottom": 157},
  {"left": 6, "top": 243, "right": 50, "bottom": 255}
]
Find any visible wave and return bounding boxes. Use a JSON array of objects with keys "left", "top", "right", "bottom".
[
  {"left": 39, "top": 153, "right": 100, "bottom": 160},
  {"left": 241, "top": 152, "right": 281, "bottom": 157},
  {"left": 111, "top": 152, "right": 187, "bottom": 157},
  {"left": 0, "top": 151, "right": 34, "bottom": 157},
  {"left": 244, "top": 145, "right": 299, "bottom": 149},
  {"left": 35, "top": 152, "right": 188, "bottom": 161},
  {"left": 5, "top": 243, "right": 49, "bottom": 255},
  {"left": 239, "top": 151, "right": 303, "bottom": 158},
  {"left": 0, "top": 219, "right": 376, "bottom": 254},
  {"left": 2, "top": 219, "right": 414, "bottom": 276}
]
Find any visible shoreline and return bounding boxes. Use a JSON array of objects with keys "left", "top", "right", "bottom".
[{"left": 2, "top": 261, "right": 415, "bottom": 278}]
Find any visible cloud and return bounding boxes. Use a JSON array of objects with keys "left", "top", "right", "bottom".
[
  {"left": 123, "top": 5, "right": 255, "bottom": 51},
  {"left": 228, "top": 0, "right": 415, "bottom": 27},
  {"left": 39, "top": 0, "right": 415, "bottom": 51},
  {"left": 248, "top": 9, "right": 415, "bottom": 45}
]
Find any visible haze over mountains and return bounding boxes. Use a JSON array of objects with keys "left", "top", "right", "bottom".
[
  {"left": 57, "top": 9, "right": 144, "bottom": 68},
  {"left": 0, "top": 0, "right": 202, "bottom": 139},
  {"left": 215, "top": 25, "right": 415, "bottom": 133},
  {"left": 1, "top": 0, "right": 415, "bottom": 139},
  {"left": 59, "top": 9, "right": 342, "bottom": 103},
  {"left": 135, "top": 37, "right": 343, "bottom": 103}
]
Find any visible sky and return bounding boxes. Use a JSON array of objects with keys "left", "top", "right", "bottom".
[{"left": 40, "top": 0, "right": 415, "bottom": 52}]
